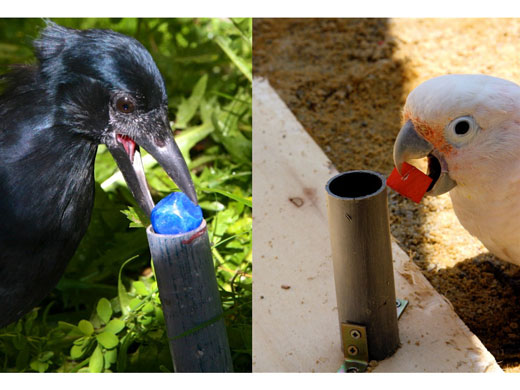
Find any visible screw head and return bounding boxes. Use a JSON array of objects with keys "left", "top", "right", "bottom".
[
  {"left": 347, "top": 345, "right": 359, "bottom": 356},
  {"left": 350, "top": 329, "right": 361, "bottom": 339}
]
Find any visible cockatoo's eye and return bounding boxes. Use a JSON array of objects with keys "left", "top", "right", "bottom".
[
  {"left": 445, "top": 115, "right": 479, "bottom": 147},
  {"left": 454, "top": 120, "right": 470, "bottom": 135}
]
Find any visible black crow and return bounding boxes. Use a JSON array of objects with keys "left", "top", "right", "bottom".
[{"left": 0, "top": 21, "right": 197, "bottom": 327}]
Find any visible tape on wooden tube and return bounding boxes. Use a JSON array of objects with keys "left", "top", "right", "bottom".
[{"left": 146, "top": 220, "right": 233, "bottom": 372}]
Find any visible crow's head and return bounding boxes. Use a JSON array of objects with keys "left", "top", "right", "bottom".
[{"left": 34, "top": 21, "right": 197, "bottom": 215}]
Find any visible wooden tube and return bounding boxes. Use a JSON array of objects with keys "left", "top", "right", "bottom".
[
  {"left": 146, "top": 220, "right": 233, "bottom": 372},
  {"left": 325, "top": 170, "right": 399, "bottom": 361}
]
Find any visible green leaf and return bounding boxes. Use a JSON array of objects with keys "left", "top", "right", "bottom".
[
  {"left": 78, "top": 320, "right": 94, "bottom": 336},
  {"left": 30, "top": 360, "right": 49, "bottom": 373},
  {"left": 210, "top": 94, "right": 252, "bottom": 165},
  {"left": 89, "top": 345, "right": 104, "bottom": 373},
  {"left": 57, "top": 321, "right": 78, "bottom": 331},
  {"left": 117, "top": 332, "right": 136, "bottom": 372},
  {"left": 174, "top": 121, "right": 214, "bottom": 161},
  {"left": 56, "top": 321, "right": 84, "bottom": 340},
  {"left": 13, "top": 333, "right": 27, "bottom": 350},
  {"left": 70, "top": 345, "right": 85, "bottom": 360},
  {"left": 104, "top": 319, "right": 125, "bottom": 335},
  {"left": 198, "top": 200, "right": 225, "bottom": 212},
  {"left": 138, "top": 315, "right": 153, "bottom": 326},
  {"left": 104, "top": 348, "right": 118, "bottom": 369},
  {"left": 214, "top": 35, "right": 252, "bottom": 82},
  {"left": 226, "top": 216, "right": 252, "bottom": 235},
  {"left": 129, "top": 297, "right": 143, "bottom": 311},
  {"left": 73, "top": 336, "right": 87, "bottom": 346},
  {"left": 39, "top": 351, "right": 54, "bottom": 362},
  {"left": 121, "top": 206, "right": 146, "bottom": 228},
  {"left": 79, "top": 230, "right": 148, "bottom": 282},
  {"left": 97, "top": 298, "right": 113, "bottom": 324},
  {"left": 96, "top": 332, "right": 119, "bottom": 349},
  {"left": 70, "top": 337, "right": 93, "bottom": 360},
  {"left": 175, "top": 74, "right": 208, "bottom": 129},
  {"left": 94, "top": 145, "right": 118, "bottom": 183},
  {"left": 132, "top": 281, "right": 149, "bottom": 297},
  {"left": 154, "top": 306, "right": 165, "bottom": 325},
  {"left": 118, "top": 255, "right": 139, "bottom": 316},
  {"left": 199, "top": 187, "right": 252, "bottom": 208},
  {"left": 15, "top": 348, "right": 30, "bottom": 371},
  {"left": 142, "top": 302, "right": 155, "bottom": 314},
  {"left": 24, "top": 309, "right": 38, "bottom": 334}
]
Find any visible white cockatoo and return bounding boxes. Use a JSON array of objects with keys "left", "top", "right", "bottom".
[{"left": 393, "top": 74, "right": 520, "bottom": 265}]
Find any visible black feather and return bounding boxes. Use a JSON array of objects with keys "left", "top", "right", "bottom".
[{"left": 0, "top": 21, "right": 169, "bottom": 327}]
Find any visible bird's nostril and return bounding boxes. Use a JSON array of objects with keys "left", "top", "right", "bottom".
[{"left": 155, "top": 138, "right": 165, "bottom": 148}]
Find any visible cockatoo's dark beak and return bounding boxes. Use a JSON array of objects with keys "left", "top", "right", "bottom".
[{"left": 393, "top": 120, "right": 457, "bottom": 196}]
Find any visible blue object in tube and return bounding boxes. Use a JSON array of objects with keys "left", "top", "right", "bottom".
[{"left": 151, "top": 192, "right": 203, "bottom": 235}]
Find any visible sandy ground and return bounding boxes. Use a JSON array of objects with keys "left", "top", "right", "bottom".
[{"left": 253, "top": 18, "right": 520, "bottom": 371}]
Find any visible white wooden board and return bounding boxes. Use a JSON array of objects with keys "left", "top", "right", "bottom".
[{"left": 252, "top": 78, "right": 502, "bottom": 373}]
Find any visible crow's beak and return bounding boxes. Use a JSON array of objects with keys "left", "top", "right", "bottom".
[
  {"left": 106, "top": 120, "right": 197, "bottom": 217},
  {"left": 393, "top": 120, "right": 457, "bottom": 196}
]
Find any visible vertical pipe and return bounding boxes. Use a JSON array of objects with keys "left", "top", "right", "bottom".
[
  {"left": 146, "top": 220, "right": 233, "bottom": 372},
  {"left": 325, "top": 170, "right": 399, "bottom": 361}
]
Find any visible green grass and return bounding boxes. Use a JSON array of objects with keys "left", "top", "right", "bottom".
[{"left": 0, "top": 18, "right": 252, "bottom": 373}]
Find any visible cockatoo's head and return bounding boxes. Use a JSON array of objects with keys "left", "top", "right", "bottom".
[{"left": 393, "top": 74, "right": 520, "bottom": 195}]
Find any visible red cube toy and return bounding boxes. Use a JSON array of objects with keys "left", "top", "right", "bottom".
[{"left": 387, "top": 162, "right": 433, "bottom": 204}]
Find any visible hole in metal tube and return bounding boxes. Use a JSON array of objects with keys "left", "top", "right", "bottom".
[{"left": 326, "top": 170, "right": 386, "bottom": 199}]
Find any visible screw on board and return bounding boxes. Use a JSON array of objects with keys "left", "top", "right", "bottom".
[
  {"left": 339, "top": 300, "right": 408, "bottom": 373},
  {"left": 341, "top": 323, "right": 369, "bottom": 373}
]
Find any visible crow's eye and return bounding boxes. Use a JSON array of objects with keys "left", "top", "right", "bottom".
[{"left": 116, "top": 97, "right": 135, "bottom": 114}]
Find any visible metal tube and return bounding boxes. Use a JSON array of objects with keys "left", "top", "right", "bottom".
[
  {"left": 146, "top": 220, "right": 233, "bottom": 372},
  {"left": 325, "top": 170, "right": 399, "bottom": 361}
]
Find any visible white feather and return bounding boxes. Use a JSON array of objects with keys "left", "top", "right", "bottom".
[{"left": 405, "top": 74, "right": 520, "bottom": 265}]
